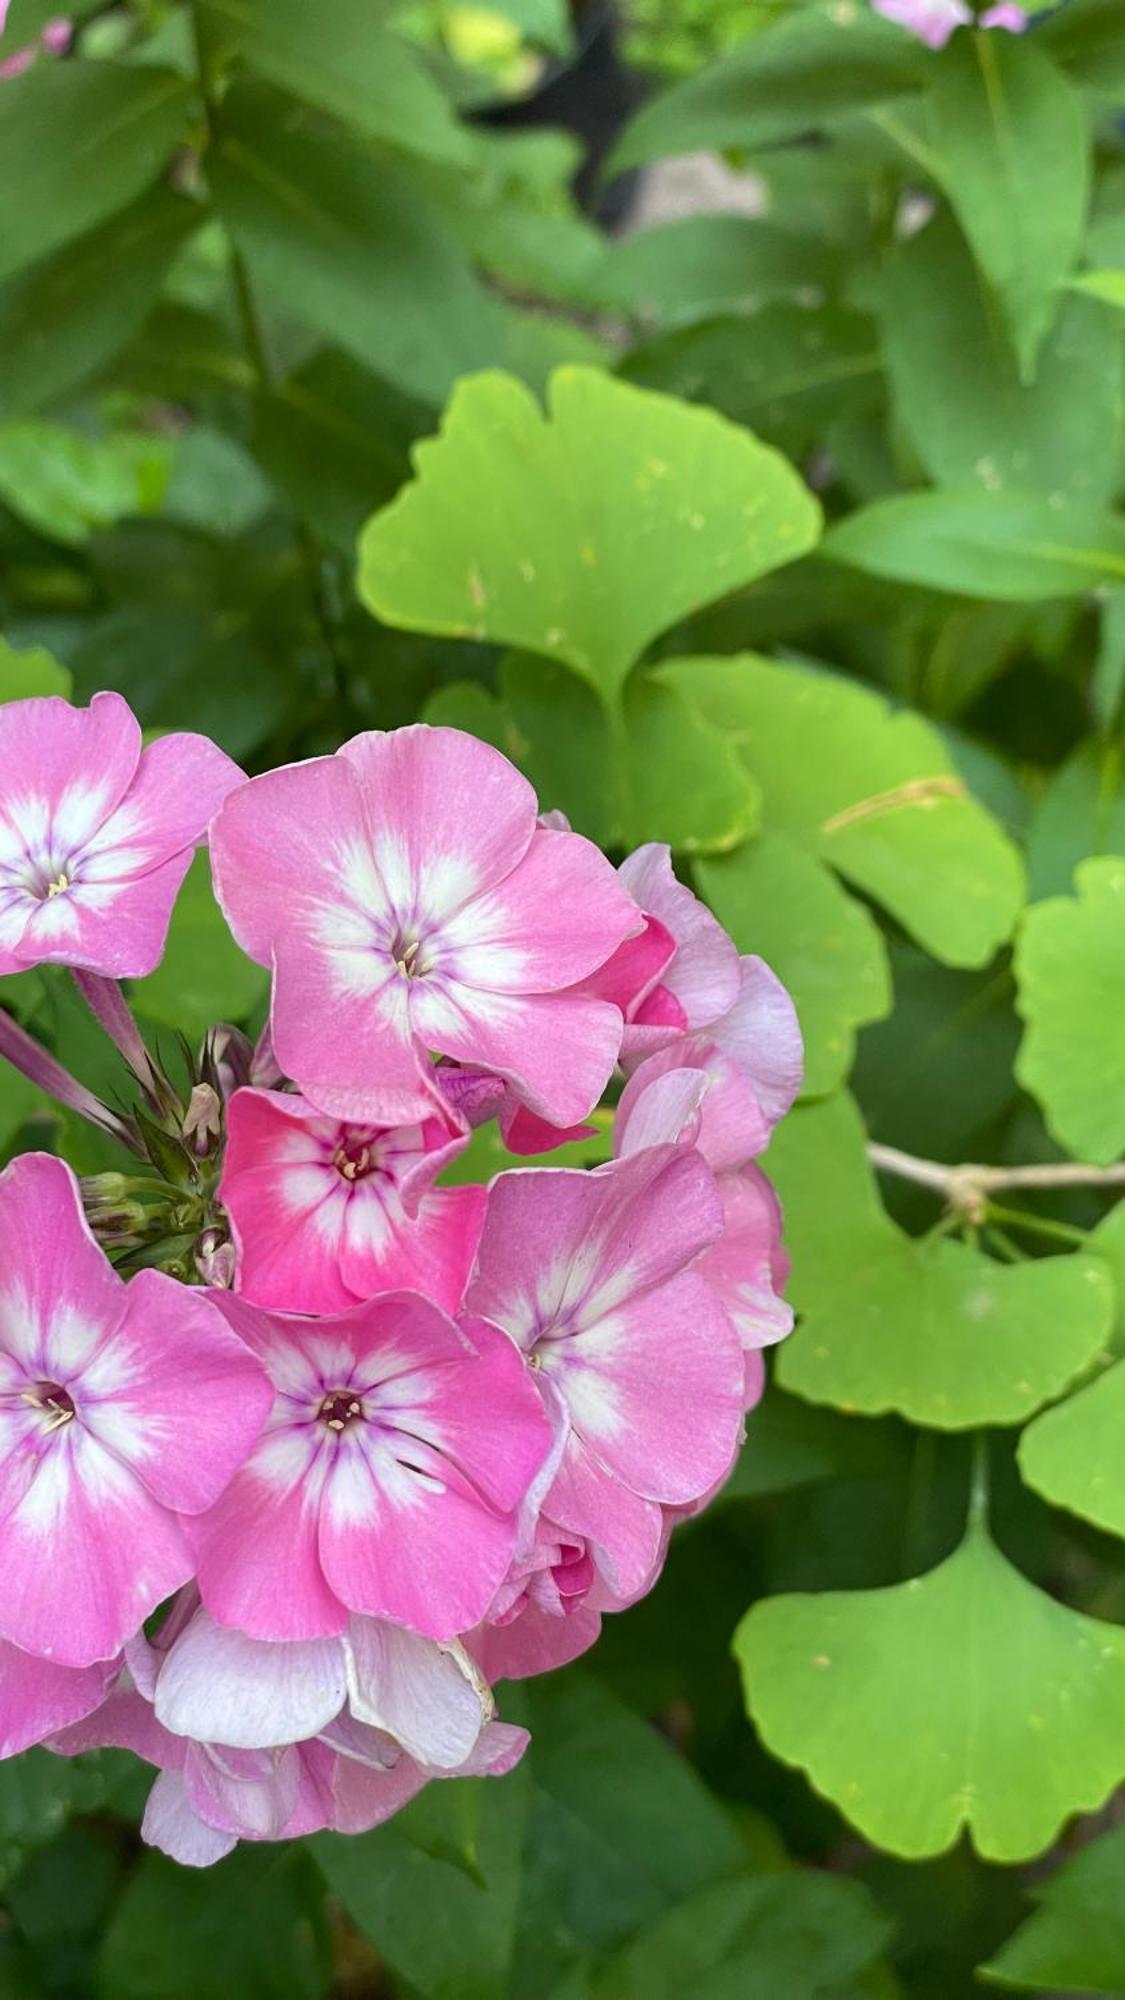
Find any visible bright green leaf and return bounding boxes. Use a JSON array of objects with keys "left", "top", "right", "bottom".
[
  {"left": 736, "top": 1523, "right": 1125, "bottom": 1862},
  {"left": 1015, "top": 856, "right": 1125, "bottom": 1163},
  {"left": 0, "top": 424, "right": 172, "bottom": 544},
  {"left": 1019, "top": 1357, "right": 1125, "bottom": 1541},
  {"left": 674, "top": 653, "right": 1024, "bottom": 967},
  {"left": 0, "top": 636, "right": 71, "bottom": 701},
  {"left": 924, "top": 32, "right": 1088, "bottom": 378},
  {"left": 0, "top": 62, "right": 192, "bottom": 284},
  {"left": 698, "top": 834, "right": 891, "bottom": 1097},
  {"left": 825, "top": 488, "right": 1125, "bottom": 598},
  {"left": 360, "top": 367, "right": 820, "bottom": 703},
  {"left": 979, "top": 1822, "right": 1125, "bottom": 1992},
  {"left": 766, "top": 1091, "right": 1113, "bottom": 1426},
  {"left": 1070, "top": 267, "right": 1125, "bottom": 311},
  {"left": 131, "top": 851, "right": 267, "bottom": 1038}
]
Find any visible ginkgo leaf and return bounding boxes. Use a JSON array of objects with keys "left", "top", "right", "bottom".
[
  {"left": 735, "top": 1523, "right": 1125, "bottom": 1862},
  {"left": 1018, "top": 1359, "right": 1125, "bottom": 1540},
  {"left": 1015, "top": 856, "right": 1125, "bottom": 1164},
  {"left": 358, "top": 368, "right": 820, "bottom": 704},
  {"left": 765, "top": 1092, "right": 1113, "bottom": 1427},
  {"left": 673, "top": 653, "right": 1024, "bottom": 967}
]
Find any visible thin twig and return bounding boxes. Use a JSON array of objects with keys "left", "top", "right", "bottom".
[{"left": 869, "top": 1142, "right": 1125, "bottom": 1225}]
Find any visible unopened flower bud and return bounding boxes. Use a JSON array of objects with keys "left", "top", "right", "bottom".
[
  {"left": 204, "top": 1024, "right": 252, "bottom": 1101},
  {"left": 195, "top": 1227, "right": 236, "bottom": 1289},
  {"left": 183, "top": 1084, "right": 223, "bottom": 1157}
]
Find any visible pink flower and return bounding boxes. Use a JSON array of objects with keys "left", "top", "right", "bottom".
[
  {"left": 614, "top": 956, "right": 801, "bottom": 1409},
  {"left": 870, "top": 0, "right": 1024, "bottom": 46},
  {"left": 0, "top": 1154, "right": 271, "bottom": 1667},
  {"left": 0, "top": 1639, "right": 117, "bottom": 1757},
  {"left": 52, "top": 1594, "right": 527, "bottom": 1865},
  {"left": 464, "top": 1146, "right": 745, "bottom": 1601},
  {"left": 0, "top": 692, "right": 243, "bottom": 977},
  {"left": 582, "top": 843, "right": 742, "bottom": 1066},
  {"left": 220, "top": 1087, "right": 485, "bottom": 1314},
  {"left": 0, "top": 10, "right": 71, "bottom": 79},
  {"left": 190, "top": 1291, "right": 552, "bottom": 1644},
  {"left": 209, "top": 724, "right": 642, "bottom": 1129}
]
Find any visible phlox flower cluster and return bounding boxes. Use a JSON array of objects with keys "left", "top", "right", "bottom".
[
  {"left": 0, "top": 694, "right": 801, "bottom": 1866},
  {"left": 870, "top": 0, "right": 1026, "bottom": 48}
]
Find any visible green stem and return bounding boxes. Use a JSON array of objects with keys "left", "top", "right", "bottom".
[{"left": 985, "top": 1202, "right": 1090, "bottom": 1249}]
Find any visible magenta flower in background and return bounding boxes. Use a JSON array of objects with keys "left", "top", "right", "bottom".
[
  {"left": 191, "top": 1291, "right": 552, "bottom": 1644},
  {"left": 870, "top": 0, "right": 1026, "bottom": 46},
  {"left": 0, "top": 9, "right": 71, "bottom": 79},
  {"left": 220, "top": 1087, "right": 485, "bottom": 1314},
  {"left": 0, "top": 1154, "right": 271, "bottom": 1667},
  {"left": 209, "top": 724, "right": 643, "bottom": 1129},
  {"left": 464, "top": 1145, "right": 745, "bottom": 1602},
  {"left": 0, "top": 692, "right": 243, "bottom": 977}
]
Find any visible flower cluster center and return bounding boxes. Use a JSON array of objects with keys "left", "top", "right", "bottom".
[
  {"left": 390, "top": 931, "right": 429, "bottom": 979},
  {"left": 320, "top": 1390, "right": 364, "bottom": 1433},
  {"left": 333, "top": 1138, "right": 379, "bottom": 1183}
]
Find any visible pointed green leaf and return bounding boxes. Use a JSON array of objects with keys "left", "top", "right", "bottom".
[
  {"left": 735, "top": 1526, "right": 1125, "bottom": 1862},
  {"left": 0, "top": 62, "right": 192, "bottom": 284},
  {"left": 925, "top": 33, "right": 1088, "bottom": 378},
  {"left": 1019, "top": 1357, "right": 1125, "bottom": 1541},
  {"left": 1015, "top": 856, "right": 1125, "bottom": 1163},
  {"left": 1025, "top": 743, "right": 1125, "bottom": 899},
  {"left": 698, "top": 835, "right": 891, "bottom": 1098},
  {"left": 0, "top": 637, "right": 71, "bottom": 702},
  {"left": 1070, "top": 267, "right": 1125, "bottom": 311},
  {"left": 825, "top": 488, "right": 1125, "bottom": 599},
  {"left": 611, "top": 4, "right": 922, "bottom": 171},
  {"left": 979, "top": 1822, "right": 1125, "bottom": 1992},
  {"left": 766, "top": 1092, "right": 1113, "bottom": 1426},
  {"left": 673, "top": 654, "right": 1024, "bottom": 967},
  {"left": 359, "top": 368, "right": 820, "bottom": 702},
  {"left": 0, "top": 424, "right": 172, "bottom": 545},
  {"left": 199, "top": 0, "right": 472, "bottom": 162}
]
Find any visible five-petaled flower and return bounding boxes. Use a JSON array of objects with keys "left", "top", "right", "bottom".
[{"left": 209, "top": 724, "right": 643, "bottom": 1129}]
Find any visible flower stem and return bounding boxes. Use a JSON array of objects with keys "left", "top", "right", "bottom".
[
  {"left": 70, "top": 970, "right": 170, "bottom": 1110},
  {"left": 0, "top": 1006, "right": 141, "bottom": 1153}
]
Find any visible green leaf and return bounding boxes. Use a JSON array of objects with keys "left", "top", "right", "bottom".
[
  {"left": 621, "top": 305, "right": 882, "bottom": 464},
  {"left": 1026, "top": 742, "right": 1125, "bottom": 899},
  {"left": 924, "top": 32, "right": 1089, "bottom": 378},
  {"left": 766, "top": 1091, "right": 1113, "bottom": 1426},
  {"left": 825, "top": 488, "right": 1125, "bottom": 599},
  {"left": 1039, "top": 0, "right": 1125, "bottom": 100},
  {"left": 160, "top": 425, "right": 274, "bottom": 538},
  {"left": 131, "top": 851, "right": 268, "bottom": 1038},
  {"left": 1070, "top": 268, "right": 1125, "bottom": 312},
  {"left": 590, "top": 1874, "right": 892, "bottom": 2000},
  {"left": 1015, "top": 856, "right": 1125, "bottom": 1163},
  {"left": 673, "top": 654, "right": 1024, "bottom": 967},
  {"left": 0, "top": 62, "right": 192, "bottom": 284},
  {"left": 1093, "top": 589, "right": 1125, "bottom": 734},
  {"left": 0, "top": 424, "right": 173, "bottom": 544},
  {"left": 735, "top": 1523, "right": 1125, "bottom": 1862},
  {"left": 100, "top": 1846, "right": 330, "bottom": 1999},
  {"left": 200, "top": 0, "right": 472, "bottom": 162},
  {"left": 0, "top": 635, "right": 71, "bottom": 701},
  {"left": 1019, "top": 1357, "right": 1125, "bottom": 1542},
  {"left": 979, "top": 1822, "right": 1125, "bottom": 1992},
  {"left": 611, "top": 5, "right": 922, "bottom": 172},
  {"left": 882, "top": 212, "right": 1123, "bottom": 503},
  {"left": 311, "top": 1753, "right": 529, "bottom": 2000},
  {"left": 591, "top": 217, "right": 840, "bottom": 328},
  {"left": 698, "top": 833, "right": 891, "bottom": 1098},
  {"left": 0, "top": 187, "right": 202, "bottom": 420},
  {"left": 209, "top": 81, "right": 497, "bottom": 405},
  {"left": 360, "top": 367, "right": 820, "bottom": 704},
  {"left": 251, "top": 348, "right": 428, "bottom": 551}
]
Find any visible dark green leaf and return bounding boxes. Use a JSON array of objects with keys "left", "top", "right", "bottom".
[
  {"left": 825, "top": 488, "right": 1125, "bottom": 599},
  {"left": 100, "top": 1846, "right": 330, "bottom": 2000},
  {"left": 980, "top": 1822, "right": 1125, "bottom": 1991}
]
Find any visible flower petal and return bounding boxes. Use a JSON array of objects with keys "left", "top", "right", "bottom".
[
  {"left": 155, "top": 1607, "right": 347, "bottom": 1750},
  {"left": 0, "top": 1639, "right": 115, "bottom": 1757},
  {"left": 344, "top": 1618, "right": 490, "bottom": 1769},
  {"left": 438, "top": 825, "right": 643, "bottom": 993}
]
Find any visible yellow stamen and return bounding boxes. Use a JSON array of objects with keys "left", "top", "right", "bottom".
[{"left": 45, "top": 872, "right": 70, "bottom": 898}]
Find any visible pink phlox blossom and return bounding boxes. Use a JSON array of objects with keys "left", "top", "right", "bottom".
[
  {"left": 870, "top": 0, "right": 1025, "bottom": 46},
  {"left": 0, "top": 10, "right": 71, "bottom": 79},
  {"left": 209, "top": 724, "right": 643, "bottom": 1130},
  {"left": 0, "top": 692, "right": 243, "bottom": 976},
  {"left": 220, "top": 1087, "right": 485, "bottom": 1313},
  {"left": 0, "top": 1153, "right": 271, "bottom": 1668},
  {"left": 580, "top": 843, "right": 742, "bottom": 1067},
  {"left": 0, "top": 1637, "right": 118, "bottom": 1757}
]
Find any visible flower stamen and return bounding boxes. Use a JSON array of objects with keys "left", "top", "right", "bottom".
[{"left": 320, "top": 1390, "right": 364, "bottom": 1433}]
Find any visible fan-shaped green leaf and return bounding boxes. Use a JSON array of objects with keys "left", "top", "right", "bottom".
[{"left": 1015, "top": 856, "right": 1125, "bottom": 1163}]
